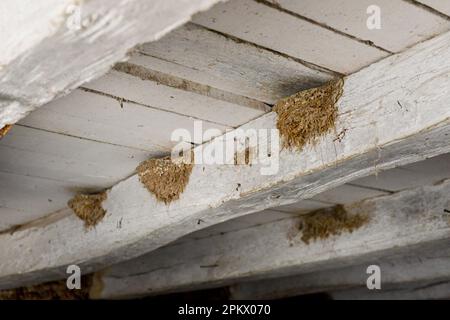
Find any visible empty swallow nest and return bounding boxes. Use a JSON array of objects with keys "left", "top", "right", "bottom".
[
  {"left": 136, "top": 155, "right": 194, "bottom": 204},
  {"left": 68, "top": 192, "right": 107, "bottom": 227},
  {"left": 298, "top": 205, "right": 369, "bottom": 244},
  {"left": 274, "top": 78, "right": 344, "bottom": 150},
  {"left": 67, "top": 154, "right": 193, "bottom": 225}
]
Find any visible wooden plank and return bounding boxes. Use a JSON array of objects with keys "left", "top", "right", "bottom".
[
  {"left": 192, "top": 0, "right": 390, "bottom": 74},
  {"left": 229, "top": 241, "right": 450, "bottom": 299},
  {"left": 311, "top": 184, "right": 389, "bottom": 204},
  {"left": 416, "top": 0, "right": 450, "bottom": 16},
  {"left": 273, "top": 184, "right": 389, "bottom": 213},
  {"left": 180, "top": 209, "right": 295, "bottom": 242},
  {"left": 352, "top": 153, "right": 450, "bottom": 192},
  {"left": 83, "top": 61, "right": 268, "bottom": 128},
  {"left": 0, "top": 125, "right": 154, "bottom": 187},
  {"left": 95, "top": 180, "right": 450, "bottom": 298},
  {"left": 0, "top": 124, "right": 158, "bottom": 230},
  {"left": 0, "top": 172, "right": 74, "bottom": 230},
  {"left": 271, "top": 199, "right": 332, "bottom": 214},
  {"left": 1, "top": 31, "right": 450, "bottom": 289},
  {"left": 138, "top": 23, "right": 335, "bottom": 104},
  {"left": 265, "top": 0, "right": 450, "bottom": 52},
  {"left": 0, "top": 0, "right": 223, "bottom": 129},
  {"left": 19, "top": 89, "right": 229, "bottom": 150}
]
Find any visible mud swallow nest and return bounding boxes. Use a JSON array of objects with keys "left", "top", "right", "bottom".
[
  {"left": 136, "top": 155, "right": 194, "bottom": 204},
  {"left": 299, "top": 205, "right": 368, "bottom": 244},
  {"left": 68, "top": 192, "right": 107, "bottom": 227},
  {"left": 274, "top": 79, "right": 344, "bottom": 150}
]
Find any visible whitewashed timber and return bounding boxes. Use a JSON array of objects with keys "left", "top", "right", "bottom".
[
  {"left": 96, "top": 180, "right": 450, "bottom": 298},
  {"left": 0, "top": 31, "right": 450, "bottom": 289},
  {"left": 0, "top": 0, "right": 224, "bottom": 129}
]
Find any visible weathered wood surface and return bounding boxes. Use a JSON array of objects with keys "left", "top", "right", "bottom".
[
  {"left": 330, "top": 279, "right": 450, "bottom": 300},
  {"left": 138, "top": 23, "right": 335, "bottom": 104},
  {"left": 0, "top": 0, "right": 223, "bottom": 129},
  {"left": 228, "top": 241, "right": 450, "bottom": 299},
  {"left": 264, "top": 0, "right": 450, "bottom": 52},
  {"left": 416, "top": 0, "right": 450, "bottom": 16},
  {"left": 192, "top": 0, "right": 390, "bottom": 73},
  {"left": 1, "top": 31, "right": 450, "bottom": 289},
  {"left": 94, "top": 180, "right": 450, "bottom": 298}
]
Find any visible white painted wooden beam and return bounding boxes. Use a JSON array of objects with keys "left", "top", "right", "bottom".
[
  {"left": 192, "top": 0, "right": 390, "bottom": 73},
  {"left": 96, "top": 180, "right": 450, "bottom": 298},
  {"left": 0, "top": 0, "right": 224, "bottom": 129},
  {"left": 1, "top": 31, "right": 450, "bottom": 289},
  {"left": 138, "top": 23, "right": 335, "bottom": 104},
  {"left": 415, "top": 0, "right": 450, "bottom": 17},
  {"left": 262, "top": 0, "right": 450, "bottom": 53},
  {"left": 228, "top": 241, "right": 450, "bottom": 299}
]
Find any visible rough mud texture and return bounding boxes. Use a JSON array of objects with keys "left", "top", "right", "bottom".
[
  {"left": 299, "top": 205, "right": 368, "bottom": 244},
  {"left": 0, "top": 124, "right": 12, "bottom": 139},
  {"left": 0, "top": 276, "right": 93, "bottom": 300},
  {"left": 137, "top": 155, "right": 194, "bottom": 204},
  {"left": 68, "top": 192, "right": 107, "bottom": 227},
  {"left": 273, "top": 79, "right": 344, "bottom": 150}
]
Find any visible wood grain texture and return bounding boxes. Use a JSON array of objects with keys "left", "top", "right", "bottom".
[
  {"left": 84, "top": 61, "right": 268, "bottom": 128},
  {"left": 265, "top": 0, "right": 450, "bottom": 52},
  {"left": 229, "top": 241, "right": 450, "bottom": 299},
  {"left": 0, "top": 124, "right": 155, "bottom": 230},
  {"left": 97, "top": 181, "right": 450, "bottom": 298},
  {"left": 416, "top": 0, "right": 450, "bottom": 16},
  {"left": 192, "top": 0, "right": 390, "bottom": 73},
  {"left": 0, "top": 0, "right": 223, "bottom": 128},
  {"left": 330, "top": 279, "right": 450, "bottom": 300},
  {"left": 1, "top": 31, "right": 450, "bottom": 289},
  {"left": 19, "top": 89, "right": 230, "bottom": 150},
  {"left": 139, "top": 23, "right": 335, "bottom": 104}
]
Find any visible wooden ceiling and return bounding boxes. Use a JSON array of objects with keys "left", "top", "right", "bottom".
[{"left": 1, "top": 0, "right": 449, "bottom": 231}]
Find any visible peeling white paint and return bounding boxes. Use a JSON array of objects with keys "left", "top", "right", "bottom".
[{"left": 0, "top": 0, "right": 225, "bottom": 128}]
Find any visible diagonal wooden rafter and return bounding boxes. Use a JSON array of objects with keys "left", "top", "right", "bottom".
[
  {"left": 0, "top": 0, "right": 225, "bottom": 130},
  {"left": 1, "top": 30, "right": 450, "bottom": 289},
  {"left": 228, "top": 242, "right": 450, "bottom": 299},
  {"left": 95, "top": 179, "right": 450, "bottom": 298}
]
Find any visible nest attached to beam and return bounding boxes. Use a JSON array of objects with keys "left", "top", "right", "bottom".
[
  {"left": 274, "top": 79, "right": 344, "bottom": 150},
  {"left": 68, "top": 192, "right": 107, "bottom": 227},
  {"left": 298, "top": 205, "right": 368, "bottom": 244},
  {"left": 136, "top": 155, "right": 194, "bottom": 204}
]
